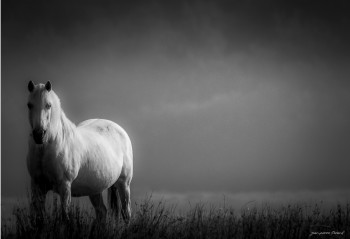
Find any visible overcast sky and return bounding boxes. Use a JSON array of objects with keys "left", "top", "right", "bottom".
[{"left": 2, "top": 0, "right": 350, "bottom": 209}]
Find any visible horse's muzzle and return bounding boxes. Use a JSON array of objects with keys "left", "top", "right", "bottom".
[{"left": 33, "top": 128, "right": 46, "bottom": 144}]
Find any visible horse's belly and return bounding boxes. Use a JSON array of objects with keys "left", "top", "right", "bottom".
[
  {"left": 71, "top": 121, "right": 128, "bottom": 197},
  {"left": 71, "top": 154, "right": 123, "bottom": 197}
]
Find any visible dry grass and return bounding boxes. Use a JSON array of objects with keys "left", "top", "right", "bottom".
[{"left": 1, "top": 195, "right": 349, "bottom": 239}]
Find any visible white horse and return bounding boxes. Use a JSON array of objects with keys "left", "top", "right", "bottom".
[{"left": 26, "top": 81, "right": 133, "bottom": 224}]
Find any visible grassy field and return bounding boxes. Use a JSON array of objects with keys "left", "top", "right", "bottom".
[{"left": 1, "top": 195, "right": 349, "bottom": 239}]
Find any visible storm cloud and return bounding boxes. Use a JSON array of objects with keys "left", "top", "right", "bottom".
[{"left": 2, "top": 0, "right": 350, "bottom": 206}]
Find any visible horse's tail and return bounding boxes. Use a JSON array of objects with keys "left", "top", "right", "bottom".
[{"left": 108, "top": 185, "right": 121, "bottom": 221}]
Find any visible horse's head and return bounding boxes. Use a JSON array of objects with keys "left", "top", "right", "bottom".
[{"left": 27, "top": 81, "right": 56, "bottom": 144}]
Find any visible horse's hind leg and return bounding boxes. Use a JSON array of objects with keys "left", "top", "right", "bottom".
[
  {"left": 116, "top": 179, "right": 131, "bottom": 223},
  {"left": 89, "top": 193, "right": 107, "bottom": 223},
  {"left": 89, "top": 193, "right": 107, "bottom": 237},
  {"left": 108, "top": 185, "right": 121, "bottom": 221}
]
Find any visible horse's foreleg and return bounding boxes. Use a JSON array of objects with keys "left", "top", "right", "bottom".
[
  {"left": 58, "top": 181, "right": 72, "bottom": 222},
  {"left": 30, "top": 180, "right": 48, "bottom": 226}
]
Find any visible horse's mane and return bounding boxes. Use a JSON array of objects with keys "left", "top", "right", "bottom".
[
  {"left": 59, "top": 110, "right": 76, "bottom": 144},
  {"left": 49, "top": 91, "right": 77, "bottom": 147}
]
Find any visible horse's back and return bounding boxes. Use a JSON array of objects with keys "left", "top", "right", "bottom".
[
  {"left": 78, "top": 118, "right": 132, "bottom": 161},
  {"left": 79, "top": 119, "right": 129, "bottom": 141}
]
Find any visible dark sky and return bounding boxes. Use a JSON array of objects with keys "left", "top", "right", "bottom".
[{"left": 2, "top": 0, "right": 350, "bottom": 205}]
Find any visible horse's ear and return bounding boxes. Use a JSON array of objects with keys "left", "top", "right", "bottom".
[
  {"left": 45, "top": 81, "right": 52, "bottom": 92},
  {"left": 28, "top": 81, "right": 35, "bottom": 92}
]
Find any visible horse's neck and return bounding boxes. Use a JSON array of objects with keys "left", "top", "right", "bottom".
[
  {"left": 61, "top": 111, "right": 76, "bottom": 137},
  {"left": 52, "top": 109, "right": 77, "bottom": 147}
]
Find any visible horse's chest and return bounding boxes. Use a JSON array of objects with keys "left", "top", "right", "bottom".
[
  {"left": 42, "top": 156, "right": 62, "bottom": 182},
  {"left": 29, "top": 150, "right": 69, "bottom": 185}
]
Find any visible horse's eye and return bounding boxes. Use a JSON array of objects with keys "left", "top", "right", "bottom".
[
  {"left": 27, "top": 103, "right": 33, "bottom": 109},
  {"left": 45, "top": 103, "right": 52, "bottom": 109}
]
